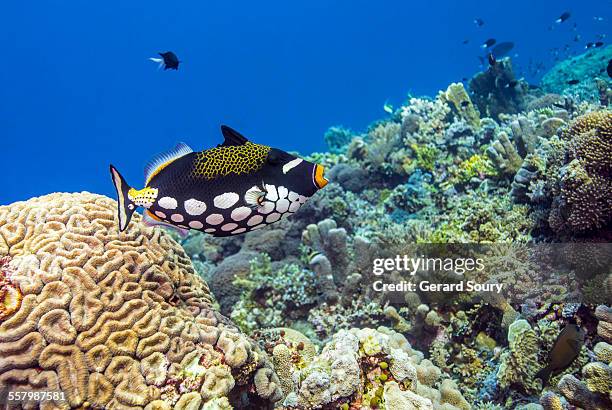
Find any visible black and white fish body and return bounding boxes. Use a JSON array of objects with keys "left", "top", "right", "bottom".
[{"left": 110, "top": 126, "right": 328, "bottom": 237}]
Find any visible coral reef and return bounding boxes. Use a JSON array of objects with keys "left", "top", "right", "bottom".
[
  {"left": 0, "top": 192, "right": 281, "bottom": 409},
  {"left": 541, "top": 45, "right": 612, "bottom": 100},
  {"left": 5, "top": 46, "right": 611, "bottom": 410}
]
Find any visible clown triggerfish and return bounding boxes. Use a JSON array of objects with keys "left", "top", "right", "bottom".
[{"left": 110, "top": 125, "right": 328, "bottom": 237}]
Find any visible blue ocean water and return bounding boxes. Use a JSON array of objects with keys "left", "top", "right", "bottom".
[{"left": 1, "top": 0, "right": 609, "bottom": 204}]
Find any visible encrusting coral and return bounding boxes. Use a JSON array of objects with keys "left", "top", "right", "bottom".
[{"left": 0, "top": 192, "right": 282, "bottom": 409}]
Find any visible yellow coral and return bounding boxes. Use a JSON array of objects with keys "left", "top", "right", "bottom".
[{"left": 441, "top": 82, "right": 481, "bottom": 128}]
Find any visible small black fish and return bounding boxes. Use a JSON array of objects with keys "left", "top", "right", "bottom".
[
  {"left": 585, "top": 42, "right": 596, "bottom": 49},
  {"left": 556, "top": 12, "right": 571, "bottom": 24},
  {"left": 567, "top": 79, "right": 580, "bottom": 85},
  {"left": 462, "top": 39, "right": 470, "bottom": 45},
  {"left": 488, "top": 53, "right": 497, "bottom": 66},
  {"left": 149, "top": 51, "right": 180, "bottom": 70},
  {"left": 595, "top": 41, "right": 604, "bottom": 48},
  {"left": 474, "top": 18, "right": 484, "bottom": 27},
  {"left": 535, "top": 324, "right": 584, "bottom": 387},
  {"left": 607, "top": 59, "right": 612, "bottom": 78},
  {"left": 462, "top": 77, "right": 468, "bottom": 82},
  {"left": 481, "top": 38, "right": 496, "bottom": 49},
  {"left": 460, "top": 100, "right": 470, "bottom": 108}
]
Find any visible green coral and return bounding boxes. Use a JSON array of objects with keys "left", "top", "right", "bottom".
[
  {"left": 455, "top": 154, "right": 498, "bottom": 183},
  {"left": 410, "top": 143, "right": 439, "bottom": 172},
  {"left": 497, "top": 319, "right": 540, "bottom": 393},
  {"left": 425, "top": 187, "right": 533, "bottom": 243}
]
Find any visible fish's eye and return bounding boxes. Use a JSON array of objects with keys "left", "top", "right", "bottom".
[{"left": 267, "top": 150, "right": 281, "bottom": 165}]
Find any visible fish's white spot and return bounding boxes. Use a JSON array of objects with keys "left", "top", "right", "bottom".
[
  {"left": 206, "top": 214, "right": 224, "bottom": 225},
  {"left": 155, "top": 211, "right": 167, "bottom": 219},
  {"left": 214, "top": 192, "right": 239, "bottom": 209},
  {"left": 251, "top": 223, "right": 266, "bottom": 230},
  {"left": 282, "top": 158, "right": 303, "bottom": 174},
  {"left": 205, "top": 228, "right": 216, "bottom": 233},
  {"left": 231, "top": 227, "right": 247, "bottom": 235},
  {"left": 258, "top": 201, "right": 275, "bottom": 215},
  {"left": 277, "top": 186, "right": 288, "bottom": 199},
  {"left": 289, "top": 202, "right": 301, "bottom": 212},
  {"left": 189, "top": 220, "right": 204, "bottom": 229},
  {"left": 128, "top": 204, "right": 135, "bottom": 210},
  {"left": 276, "top": 198, "right": 290, "bottom": 213},
  {"left": 184, "top": 199, "right": 207, "bottom": 215},
  {"left": 231, "top": 206, "right": 252, "bottom": 221},
  {"left": 171, "top": 214, "right": 184, "bottom": 223},
  {"left": 288, "top": 191, "right": 299, "bottom": 201},
  {"left": 159, "top": 196, "right": 178, "bottom": 210},
  {"left": 247, "top": 215, "right": 264, "bottom": 226},
  {"left": 266, "top": 212, "right": 281, "bottom": 223},
  {"left": 221, "top": 223, "right": 238, "bottom": 231},
  {"left": 265, "top": 184, "right": 278, "bottom": 201}
]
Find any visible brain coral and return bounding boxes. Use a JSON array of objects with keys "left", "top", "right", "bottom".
[{"left": 0, "top": 192, "right": 281, "bottom": 409}]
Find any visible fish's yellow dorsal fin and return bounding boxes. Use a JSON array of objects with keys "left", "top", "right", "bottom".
[{"left": 144, "top": 142, "right": 193, "bottom": 185}]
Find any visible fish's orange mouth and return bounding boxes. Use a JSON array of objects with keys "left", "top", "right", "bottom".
[{"left": 314, "top": 164, "right": 328, "bottom": 189}]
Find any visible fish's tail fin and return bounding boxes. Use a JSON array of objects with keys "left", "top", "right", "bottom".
[
  {"left": 109, "top": 165, "right": 137, "bottom": 232},
  {"left": 535, "top": 367, "right": 551, "bottom": 387}
]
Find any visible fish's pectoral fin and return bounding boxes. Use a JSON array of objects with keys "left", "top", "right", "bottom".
[
  {"left": 109, "top": 164, "right": 137, "bottom": 232},
  {"left": 244, "top": 190, "right": 266, "bottom": 209},
  {"left": 244, "top": 183, "right": 267, "bottom": 209},
  {"left": 143, "top": 210, "right": 189, "bottom": 237},
  {"left": 219, "top": 125, "right": 249, "bottom": 147},
  {"left": 144, "top": 142, "right": 193, "bottom": 185}
]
